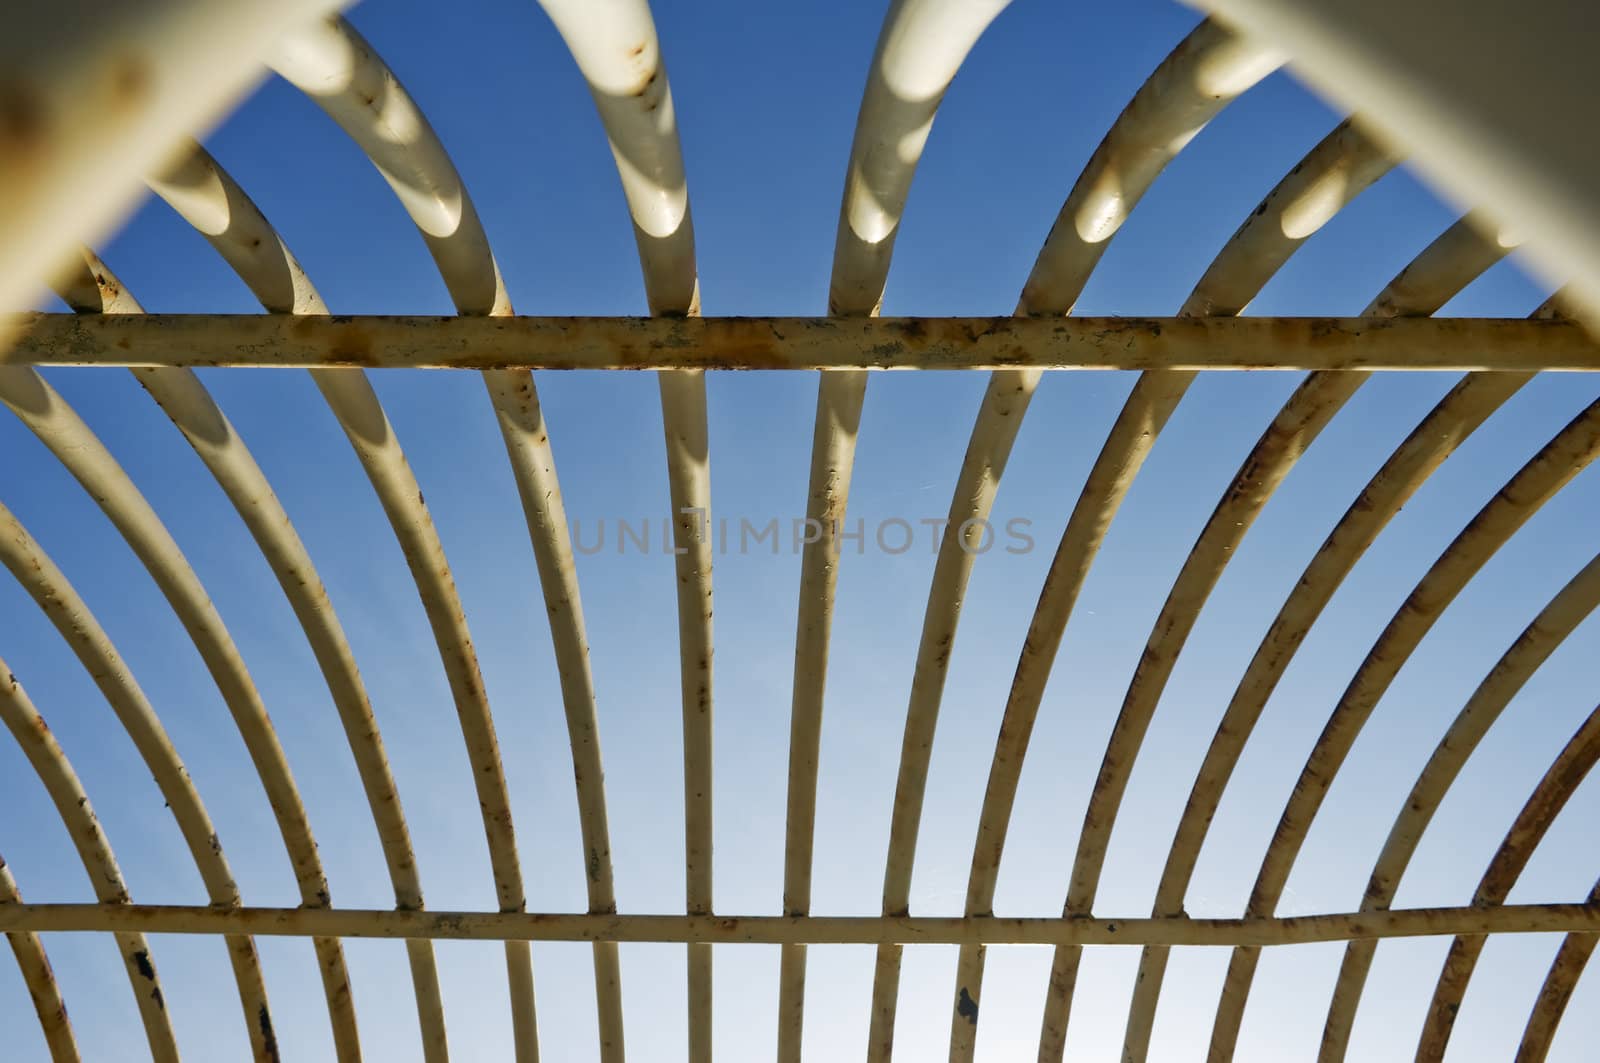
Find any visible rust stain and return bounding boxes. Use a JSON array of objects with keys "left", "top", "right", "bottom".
[
  {"left": 0, "top": 78, "right": 44, "bottom": 156},
  {"left": 328, "top": 325, "right": 376, "bottom": 367},
  {"left": 107, "top": 54, "right": 150, "bottom": 110}
]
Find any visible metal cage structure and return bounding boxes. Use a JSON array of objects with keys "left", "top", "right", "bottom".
[{"left": 1, "top": 1, "right": 1599, "bottom": 1060}]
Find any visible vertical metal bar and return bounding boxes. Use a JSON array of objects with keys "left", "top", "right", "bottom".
[
  {"left": 531, "top": 3, "right": 712, "bottom": 1056},
  {"left": 761, "top": 2, "right": 1017, "bottom": 1058}
]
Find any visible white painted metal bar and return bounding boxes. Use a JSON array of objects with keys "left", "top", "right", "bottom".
[
  {"left": 49, "top": 247, "right": 450, "bottom": 1062},
  {"left": 1207, "top": 397, "right": 1600, "bottom": 1060},
  {"left": 144, "top": 139, "right": 540, "bottom": 1062},
  {"left": 0, "top": 854, "right": 78, "bottom": 1063},
  {"left": 0, "top": 506, "right": 275, "bottom": 1060}
]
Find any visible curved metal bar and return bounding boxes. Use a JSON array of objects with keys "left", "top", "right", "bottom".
[
  {"left": 1208, "top": 397, "right": 1600, "bottom": 1061},
  {"left": 0, "top": 336, "right": 358, "bottom": 1062},
  {"left": 752, "top": 2, "right": 1016, "bottom": 1058},
  {"left": 144, "top": 140, "right": 537, "bottom": 1060},
  {"left": 0, "top": 854, "right": 79, "bottom": 1062},
  {"left": 268, "top": 17, "right": 630, "bottom": 1059},
  {"left": 0, "top": 664, "right": 172, "bottom": 1062},
  {"left": 1127, "top": 213, "right": 1521, "bottom": 1063},
  {"left": 1515, "top": 875, "right": 1600, "bottom": 1062},
  {"left": 1021, "top": 18, "right": 1283, "bottom": 315},
  {"left": 530, "top": 3, "right": 712, "bottom": 1055},
  {"left": 1320, "top": 536, "right": 1600, "bottom": 1059},
  {"left": 912, "top": 116, "right": 1393, "bottom": 1062},
  {"left": 875, "top": 19, "right": 1282, "bottom": 1060},
  {"left": 0, "top": 505, "right": 275, "bottom": 1059},
  {"left": 1415, "top": 701, "right": 1600, "bottom": 1060},
  {"left": 50, "top": 249, "right": 449, "bottom": 1063}
]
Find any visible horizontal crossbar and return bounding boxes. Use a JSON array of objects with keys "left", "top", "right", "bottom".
[
  {"left": 0, "top": 902, "right": 1593, "bottom": 946},
  {"left": 5, "top": 314, "right": 1597, "bottom": 371}
]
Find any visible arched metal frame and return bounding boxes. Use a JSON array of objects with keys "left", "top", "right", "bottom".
[{"left": 1, "top": 2, "right": 1599, "bottom": 1062}]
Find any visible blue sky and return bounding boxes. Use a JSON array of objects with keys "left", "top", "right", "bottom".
[{"left": 3, "top": 0, "right": 1598, "bottom": 1060}]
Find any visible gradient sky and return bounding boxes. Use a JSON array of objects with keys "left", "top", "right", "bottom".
[{"left": 3, "top": 0, "right": 1597, "bottom": 1060}]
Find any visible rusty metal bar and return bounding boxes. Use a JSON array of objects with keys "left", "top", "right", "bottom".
[
  {"left": 1207, "top": 396, "right": 1600, "bottom": 1060},
  {"left": 1415, "top": 702, "right": 1600, "bottom": 1059},
  {"left": 1318, "top": 547, "right": 1600, "bottom": 1059},
  {"left": 0, "top": 507, "right": 274, "bottom": 1060},
  {"left": 7, "top": 314, "right": 1595, "bottom": 372},
  {"left": 0, "top": 854, "right": 79, "bottom": 1063},
  {"left": 530, "top": 3, "right": 711, "bottom": 1055},
  {"left": 143, "top": 139, "right": 538, "bottom": 1062},
  {"left": 1515, "top": 876, "right": 1600, "bottom": 1063},
  {"left": 1119, "top": 212, "right": 1521, "bottom": 1063},
  {"left": 51, "top": 247, "right": 449, "bottom": 1061},
  {"left": 0, "top": 903, "right": 1595, "bottom": 948}
]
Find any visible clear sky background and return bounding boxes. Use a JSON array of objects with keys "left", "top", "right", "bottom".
[{"left": 3, "top": 0, "right": 1598, "bottom": 1060}]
